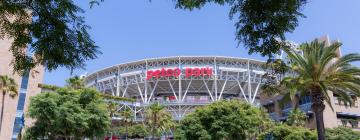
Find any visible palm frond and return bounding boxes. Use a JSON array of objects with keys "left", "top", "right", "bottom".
[
  {"left": 319, "top": 42, "right": 340, "bottom": 76},
  {"left": 0, "top": 75, "right": 18, "bottom": 97},
  {"left": 328, "top": 53, "right": 360, "bottom": 72}
]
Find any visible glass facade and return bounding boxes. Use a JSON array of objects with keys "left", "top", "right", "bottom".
[
  {"left": 11, "top": 71, "right": 29, "bottom": 140},
  {"left": 299, "top": 96, "right": 311, "bottom": 105}
]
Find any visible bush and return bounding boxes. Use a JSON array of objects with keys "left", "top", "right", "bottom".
[
  {"left": 129, "top": 124, "right": 148, "bottom": 138},
  {"left": 326, "top": 127, "right": 360, "bottom": 140},
  {"left": 258, "top": 124, "right": 317, "bottom": 140},
  {"left": 175, "top": 100, "right": 272, "bottom": 140}
]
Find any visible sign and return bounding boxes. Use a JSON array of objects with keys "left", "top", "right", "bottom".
[{"left": 146, "top": 67, "right": 213, "bottom": 80}]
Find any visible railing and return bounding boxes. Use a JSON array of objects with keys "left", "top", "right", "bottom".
[{"left": 337, "top": 119, "right": 359, "bottom": 129}]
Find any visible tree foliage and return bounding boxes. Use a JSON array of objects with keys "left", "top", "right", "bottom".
[
  {"left": 1, "top": 0, "right": 308, "bottom": 73},
  {"left": 107, "top": 101, "right": 119, "bottom": 118},
  {"left": 258, "top": 124, "right": 317, "bottom": 140},
  {"left": 23, "top": 87, "right": 110, "bottom": 139},
  {"left": 119, "top": 107, "right": 133, "bottom": 139},
  {"left": 174, "top": 100, "right": 272, "bottom": 140},
  {"left": 65, "top": 75, "right": 85, "bottom": 89},
  {"left": 174, "top": 0, "right": 306, "bottom": 58},
  {"left": 287, "top": 108, "right": 307, "bottom": 127},
  {"left": 326, "top": 127, "right": 360, "bottom": 140},
  {"left": 145, "top": 102, "right": 173, "bottom": 139},
  {"left": 0, "top": 0, "right": 100, "bottom": 74},
  {"left": 128, "top": 124, "right": 149, "bottom": 138}
]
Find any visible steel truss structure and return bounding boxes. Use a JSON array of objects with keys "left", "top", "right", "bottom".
[{"left": 85, "top": 56, "right": 268, "bottom": 121}]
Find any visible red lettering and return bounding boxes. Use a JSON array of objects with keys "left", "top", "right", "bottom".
[
  {"left": 206, "top": 67, "right": 213, "bottom": 76},
  {"left": 146, "top": 70, "right": 153, "bottom": 80},
  {"left": 154, "top": 70, "right": 161, "bottom": 79},
  {"left": 200, "top": 68, "right": 205, "bottom": 76},
  {"left": 193, "top": 68, "right": 200, "bottom": 76},
  {"left": 166, "top": 69, "right": 173, "bottom": 76},
  {"left": 161, "top": 68, "right": 166, "bottom": 77},
  {"left": 173, "top": 68, "right": 181, "bottom": 77},
  {"left": 146, "top": 67, "right": 213, "bottom": 80},
  {"left": 185, "top": 68, "right": 192, "bottom": 78}
]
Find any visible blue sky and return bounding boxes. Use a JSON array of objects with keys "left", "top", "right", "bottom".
[{"left": 44, "top": 0, "right": 360, "bottom": 86}]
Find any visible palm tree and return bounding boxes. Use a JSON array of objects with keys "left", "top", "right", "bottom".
[
  {"left": 270, "top": 40, "right": 360, "bottom": 140},
  {"left": 159, "top": 113, "right": 174, "bottom": 139},
  {"left": 107, "top": 101, "right": 119, "bottom": 138},
  {"left": 287, "top": 108, "right": 307, "bottom": 127},
  {"left": 0, "top": 75, "right": 18, "bottom": 132},
  {"left": 65, "top": 76, "right": 84, "bottom": 89},
  {"left": 120, "top": 108, "right": 133, "bottom": 140},
  {"left": 145, "top": 102, "right": 172, "bottom": 140},
  {"left": 107, "top": 101, "right": 118, "bottom": 118}
]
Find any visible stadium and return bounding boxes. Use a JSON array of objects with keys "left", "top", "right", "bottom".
[{"left": 85, "top": 56, "right": 269, "bottom": 121}]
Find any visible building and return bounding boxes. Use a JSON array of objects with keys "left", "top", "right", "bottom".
[
  {"left": 85, "top": 56, "right": 267, "bottom": 121},
  {"left": 85, "top": 36, "right": 360, "bottom": 131},
  {"left": 0, "top": 38, "right": 44, "bottom": 140}
]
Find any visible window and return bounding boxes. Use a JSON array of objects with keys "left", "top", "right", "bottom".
[
  {"left": 16, "top": 93, "right": 26, "bottom": 110},
  {"left": 341, "top": 119, "right": 347, "bottom": 127},
  {"left": 350, "top": 120, "right": 359, "bottom": 128},
  {"left": 20, "top": 72, "right": 29, "bottom": 90},
  {"left": 299, "top": 96, "right": 311, "bottom": 105},
  {"left": 338, "top": 119, "right": 359, "bottom": 128},
  {"left": 265, "top": 105, "right": 275, "bottom": 113},
  {"left": 12, "top": 70, "right": 30, "bottom": 139}
]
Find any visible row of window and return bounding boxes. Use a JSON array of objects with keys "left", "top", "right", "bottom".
[
  {"left": 264, "top": 96, "right": 312, "bottom": 115},
  {"left": 267, "top": 95, "right": 359, "bottom": 114},
  {"left": 11, "top": 71, "right": 30, "bottom": 140},
  {"left": 338, "top": 119, "right": 359, "bottom": 129}
]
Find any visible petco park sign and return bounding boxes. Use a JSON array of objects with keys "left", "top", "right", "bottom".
[{"left": 146, "top": 67, "right": 213, "bottom": 80}]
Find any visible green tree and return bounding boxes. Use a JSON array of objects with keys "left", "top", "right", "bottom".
[
  {"left": 0, "top": 75, "right": 18, "bottom": 132},
  {"left": 107, "top": 101, "right": 119, "bottom": 118},
  {"left": 326, "top": 127, "right": 360, "bottom": 140},
  {"left": 145, "top": 102, "right": 173, "bottom": 139},
  {"left": 266, "top": 40, "right": 360, "bottom": 140},
  {"left": 120, "top": 108, "right": 133, "bottom": 140},
  {"left": 258, "top": 124, "right": 317, "bottom": 140},
  {"left": 287, "top": 108, "right": 307, "bottom": 127},
  {"left": 159, "top": 110, "right": 175, "bottom": 139},
  {"left": 106, "top": 101, "right": 121, "bottom": 138},
  {"left": 128, "top": 124, "right": 149, "bottom": 139},
  {"left": 2, "top": 0, "right": 309, "bottom": 74},
  {"left": 23, "top": 87, "right": 110, "bottom": 139},
  {"left": 175, "top": 100, "right": 272, "bottom": 140},
  {"left": 0, "top": 0, "right": 100, "bottom": 74},
  {"left": 65, "top": 76, "right": 85, "bottom": 89}
]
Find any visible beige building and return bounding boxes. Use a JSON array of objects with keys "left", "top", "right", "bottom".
[
  {"left": 0, "top": 38, "right": 44, "bottom": 140},
  {"left": 262, "top": 36, "right": 360, "bottom": 130}
]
